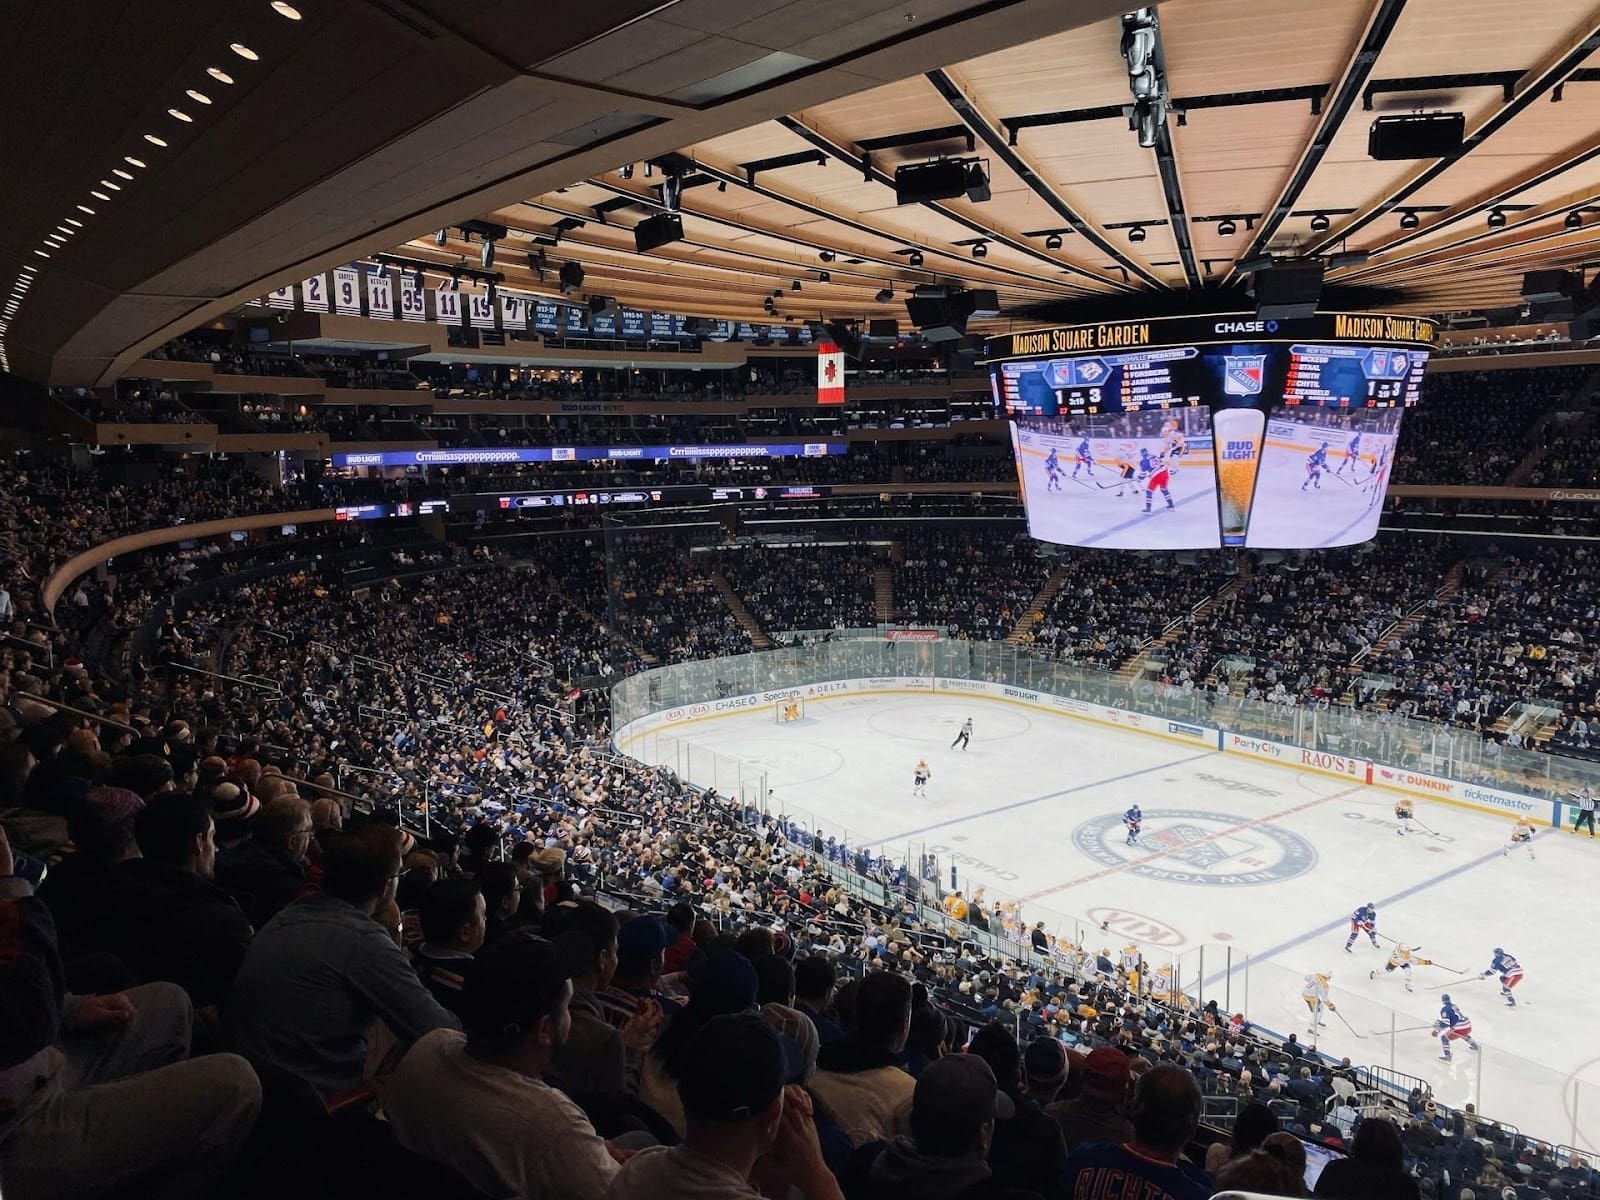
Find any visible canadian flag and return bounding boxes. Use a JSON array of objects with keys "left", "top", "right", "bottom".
[{"left": 817, "top": 342, "right": 845, "bottom": 405}]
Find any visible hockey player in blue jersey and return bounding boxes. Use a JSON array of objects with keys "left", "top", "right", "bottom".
[
  {"left": 1123, "top": 804, "right": 1143, "bottom": 847},
  {"left": 1343, "top": 901, "right": 1379, "bottom": 952},
  {"left": 1139, "top": 449, "right": 1174, "bottom": 513},
  {"left": 1480, "top": 948, "right": 1524, "bottom": 1006},
  {"left": 1072, "top": 436, "right": 1095, "bottom": 478},
  {"left": 1336, "top": 430, "right": 1362, "bottom": 477},
  {"left": 1434, "top": 995, "right": 1481, "bottom": 1060},
  {"left": 1302, "top": 442, "right": 1329, "bottom": 491},
  {"left": 1044, "top": 447, "right": 1063, "bottom": 492}
]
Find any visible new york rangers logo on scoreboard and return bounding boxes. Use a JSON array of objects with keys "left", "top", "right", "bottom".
[{"left": 1223, "top": 354, "right": 1266, "bottom": 396}]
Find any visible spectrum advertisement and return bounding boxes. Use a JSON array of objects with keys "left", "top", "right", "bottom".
[
  {"left": 985, "top": 312, "right": 1436, "bottom": 550},
  {"left": 332, "top": 442, "right": 846, "bottom": 468}
]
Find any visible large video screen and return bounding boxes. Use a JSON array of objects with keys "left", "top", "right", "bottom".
[{"left": 987, "top": 313, "right": 1434, "bottom": 550}]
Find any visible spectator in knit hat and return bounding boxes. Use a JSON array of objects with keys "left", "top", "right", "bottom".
[
  {"left": 228, "top": 823, "right": 459, "bottom": 1100},
  {"left": 383, "top": 930, "right": 623, "bottom": 1200},
  {"left": 38, "top": 786, "right": 144, "bottom": 971},
  {"left": 102, "top": 792, "right": 253, "bottom": 1010},
  {"left": 1047, "top": 1045, "right": 1135, "bottom": 1150},
  {"left": 968, "top": 1022, "right": 1069, "bottom": 1198},
  {"left": 608, "top": 1012, "right": 843, "bottom": 1200},
  {"left": 410, "top": 877, "right": 486, "bottom": 1019},
  {"left": 215, "top": 793, "right": 311, "bottom": 930},
  {"left": 639, "top": 950, "right": 761, "bottom": 1138},
  {"left": 858, "top": 1053, "right": 1017, "bottom": 1200},
  {"left": 106, "top": 752, "right": 175, "bottom": 802},
  {"left": 1022, "top": 1037, "right": 1069, "bottom": 1106},
  {"left": 810, "top": 969, "right": 915, "bottom": 1147},
  {"left": 1063, "top": 1065, "right": 1211, "bottom": 1200}
]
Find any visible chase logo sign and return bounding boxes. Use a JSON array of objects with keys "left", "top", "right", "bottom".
[{"left": 1072, "top": 808, "right": 1315, "bottom": 886}]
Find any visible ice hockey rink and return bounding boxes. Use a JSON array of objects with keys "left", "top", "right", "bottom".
[{"left": 635, "top": 691, "right": 1600, "bottom": 1149}]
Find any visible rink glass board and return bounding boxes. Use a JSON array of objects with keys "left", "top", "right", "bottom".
[{"left": 984, "top": 312, "right": 1435, "bottom": 550}]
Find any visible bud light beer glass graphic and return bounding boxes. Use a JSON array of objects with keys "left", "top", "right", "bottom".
[{"left": 1212, "top": 407, "right": 1266, "bottom": 546}]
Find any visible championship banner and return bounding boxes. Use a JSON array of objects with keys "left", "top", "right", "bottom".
[
  {"left": 399, "top": 276, "right": 426, "bottom": 322},
  {"left": 817, "top": 342, "right": 845, "bottom": 405},
  {"left": 333, "top": 267, "right": 362, "bottom": 316},
  {"left": 500, "top": 294, "right": 526, "bottom": 331},
  {"left": 435, "top": 285, "right": 463, "bottom": 326},
  {"left": 301, "top": 273, "right": 329, "bottom": 313},
  {"left": 366, "top": 271, "right": 394, "bottom": 320},
  {"left": 265, "top": 284, "right": 295, "bottom": 310},
  {"left": 467, "top": 291, "right": 495, "bottom": 329}
]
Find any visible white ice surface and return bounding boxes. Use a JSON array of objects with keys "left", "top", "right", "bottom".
[{"left": 645, "top": 692, "right": 1600, "bottom": 1148}]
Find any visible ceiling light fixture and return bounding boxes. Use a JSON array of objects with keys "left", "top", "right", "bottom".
[
  {"left": 144, "top": 133, "right": 168, "bottom": 147},
  {"left": 100, "top": 179, "right": 121, "bottom": 191},
  {"left": 971, "top": 242, "right": 988, "bottom": 258},
  {"left": 819, "top": 250, "right": 835, "bottom": 263},
  {"left": 1567, "top": 210, "right": 1585, "bottom": 230},
  {"left": 1128, "top": 225, "right": 1148, "bottom": 243},
  {"left": 1045, "top": 233, "right": 1063, "bottom": 250},
  {"left": 717, "top": 180, "right": 726, "bottom": 193},
  {"left": 76, "top": 204, "right": 96, "bottom": 214},
  {"left": 1310, "top": 213, "right": 1331, "bottom": 233},
  {"left": 113, "top": 169, "right": 133, "bottom": 180},
  {"left": 271, "top": 1, "right": 302, "bottom": 18},
  {"left": 791, "top": 280, "right": 802, "bottom": 291},
  {"left": 33, "top": 250, "right": 49, "bottom": 259},
  {"left": 207, "top": 67, "right": 235, "bottom": 84},
  {"left": 124, "top": 155, "right": 146, "bottom": 168},
  {"left": 186, "top": 89, "right": 212, "bottom": 104},
  {"left": 908, "top": 250, "right": 924, "bottom": 267},
  {"left": 1217, "top": 218, "right": 1238, "bottom": 237},
  {"left": 1487, "top": 208, "right": 1507, "bottom": 228},
  {"left": 169, "top": 108, "right": 193, "bottom": 122},
  {"left": 90, "top": 190, "right": 110, "bottom": 201},
  {"left": 64, "top": 218, "right": 82, "bottom": 227},
  {"left": 875, "top": 287, "right": 894, "bottom": 303},
  {"left": 1399, "top": 209, "right": 1419, "bottom": 230},
  {"left": 230, "top": 43, "right": 259, "bottom": 61}
]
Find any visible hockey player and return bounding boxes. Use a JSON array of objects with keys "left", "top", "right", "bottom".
[
  {"left": 1045, "top": 447, "right": 1063, "bottom": 492},
  {"left": 1343, "top": 902, "right": 1379, "bottom": 953},
  {"left": 1301, "top": 971, "right": 1335, "bottom": 1033},
  {"left": 1395, "top": 797, "right": 1416, "bottom": 836},
  {"left": 1140, "top": 450, "right": 1174, "bottom": 514},
  {"left": 1365, "top": 445, "right": 1391, "bottom": 509},
  {"left": 1370, "top": 943, "right": 1431, "bottom": 992},
  {"left": 1072, "top": 435, "right": 1095, "bottom": 479},
  {"left": 1123, "top": 803, "right": 1143, "bottom": 846},
  {"left": 951, "top": 717, "right": 973, "bottom": 751},
  {"left": 1118, "top": 943, "right": 1142, "bottom": 992},
  {"left": 1504, "top": 816, "right": 1536, "bottom": 860},
  {"left": 913, "top": 759, "right": 931, "bottom": 799},
  {"left": 1115, "top": 456, "right": 1141, "bottom": 499},
  {"left": 1434, "top": 995, "right": 1481, "bottom": 1060},
  {"left": 1480, "top": 948, "right": 1523, "bottom": 1007},
  {"left": 1302, "top": 442, "right": 1329, "bottom": 491},
  {"left": 1336, "top": 430, "right": 1362, "bottom": 477},
  {"left": 1162, "top": 420, "right": 1188, "bottom": 473}
]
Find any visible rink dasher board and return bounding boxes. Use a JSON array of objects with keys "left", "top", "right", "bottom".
[{"left": 613, "top": 676, "right": 1565, "bottom": 828}]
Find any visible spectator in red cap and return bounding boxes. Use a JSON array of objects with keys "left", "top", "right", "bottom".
[{"left": 1047, "top": 1045, "right": 1135, "bottom": 1150}]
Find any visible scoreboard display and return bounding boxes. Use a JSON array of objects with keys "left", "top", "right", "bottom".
[{"left": 984, "top": 312, "right": 1436, "bottom": 551}]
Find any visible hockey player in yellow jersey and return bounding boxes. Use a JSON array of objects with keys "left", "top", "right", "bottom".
[
  {"left": 1371, "top": 943, "right": 1431, "bottom": 992},
  {"left": 1395, "top": 798, "right": 1415, "bottom": 836},
  {"left": 1301, "top": 971, "right": 1335, "bottom": 1033},
  {"left": 1504, "top": 816, "right": 1536, "bottom": 860}
]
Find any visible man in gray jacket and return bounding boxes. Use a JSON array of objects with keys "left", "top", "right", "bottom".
[{"left": 228, "top": 823, "right": 459, "bottom": 1099}]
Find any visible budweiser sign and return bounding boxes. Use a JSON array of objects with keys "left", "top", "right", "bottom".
[{"left": 886, "top": 629, "right": 939, "bottom": 642}]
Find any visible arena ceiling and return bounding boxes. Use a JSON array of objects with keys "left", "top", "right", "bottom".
[
  {"left": 9, "top": 1, "right": 1600, "bottom": 388},
  {"left": 398, "top": 0, "right": 1600, "bottom": 332}
]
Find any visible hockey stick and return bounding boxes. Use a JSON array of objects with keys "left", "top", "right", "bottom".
[
  {"left": 1381, "top": 1023, "right": 1439, "bottom": 1034},
  {"left": 1411, "top": 817, "right": 1442, "bottom": 837},
  {"left": 1330, "top": 1007, "right": 1367, "bottom": 1039}
]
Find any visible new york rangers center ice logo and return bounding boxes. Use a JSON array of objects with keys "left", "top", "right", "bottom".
[
  {"left": 1223, "top": 354, "right": 1267, "bottom": 396},
  {"left": 1072, "top": 808, "right": 1316, "bottom": 886}
]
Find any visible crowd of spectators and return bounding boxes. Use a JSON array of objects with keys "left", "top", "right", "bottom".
[
  {"left": 892, "top": 530, "right": 1055, "bottom": 639},
  {"left": 609, "top": 535, "right": 754, "bottom": 662},
  {"left": 1394, "top": 366, "right": 1587, "bottom": 485},
  {"left": 718, "top": 544, "right": 881, "bottom": 633}
]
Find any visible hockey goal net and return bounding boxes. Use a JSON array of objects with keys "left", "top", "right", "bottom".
[{"left": 775, "top": 697, "right": 805, "bottom": 723}]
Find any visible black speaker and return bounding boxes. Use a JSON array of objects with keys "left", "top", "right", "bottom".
[
  {"left": 867, "top": 319, "right": 900, "bottom": 340},
  {"left": 894, "top": 159, "right": 970, "bottom": 205},
  {"left": 559, "top": 261, "right": 584, "bottom": 289},
  {"left": 967, "top": 289, "right": 1000, "bottom": 317},
  {"left": 1368, "top": 113, "right": 1464, "bottom": 161},
  {"left": 633, "top": 212, "right": 684, "bottom": 253},
  {"left": 1522, "top": 270, "right": 1578, "bottom": 305},
  {"left": 1249, "top": 262, "right": 1324, "bottom": 321}
]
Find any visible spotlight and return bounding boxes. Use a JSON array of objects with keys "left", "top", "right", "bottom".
[
  {"left": 1045, "top": 233, "right": 1063, "bottom": 250},
  {"left": 818, "top": 271, "right": 831, "bottom": 282},
  {"left": 1488, "top": 208, "right": 1507, "bottom": 228},
  {"left": 449, "top": 274, "right": 460, "bottom": 292},
  {"left": 875, "top": 287, "right": 894, "bottom": 303},
  {"left": 792, "top": 280, "right": 802, "bottom": 291},
  {"left": 971, "top": 242, "right": 988, "bottom": 258},
  {"left": 964, "top": 161, "right": 991, "bottom": 203},
  {"left": 480, "top": 240, "right": 495, "bottom": 268},
  {"left": 558, "top": 261, "right": 585, "bottom": 293},
  {"left": 1129, "top": 67, "right": 1160, "bottom": 99},
  {"left": 619, "top": 164, "right": 634, "bottom": 180},
  {"left": 908, "top": 250, "right": 925, "bottom": 267},
  {"left": 1133, "top": 96, "right": 1165, "bottom": 148},
  {"left": 1217, "top": 218, "right": 1238, "bottom": 237},
  {"left": 1568, "top": 210, "right": 1585, "bottom": 230},
  {"left": 819, "top": 250, "right": 835, "bottom": 262},
  {"left": 435, "top": 229, "right": 448, "bottom": 246},
  {"left": 643, "top": 163, "right": 653, "bottom": 178},
  {"left": 1121, "top": 22, "right": 1156, "bottom": 75},
  {"left": 717, "top": 181, "right": 726, "bottom": 193},
  {"left": 1128, "top": 225, "right": 1148, "bottom": 243},
  {"left": 1310, "top": 213, "right": 1331, "bottom": 233},
  {"left": 1399, "top": 210, "right": 1420, "bottom": 230}
]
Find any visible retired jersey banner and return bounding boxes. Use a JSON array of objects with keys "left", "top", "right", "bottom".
[
  {"left": 301, "top": 273, "right": 329, "bottom": 313},
  {"left": 817, "top": 342, "right": 845, "bottom": 405},
  {"left": 399, "top": 277, "right": 426, "bottom": 322},
  {"left": 366, "top": 272, "right": 394, "bottom": 320},
  {"left": 435, "top": 286, "right": 463, "bottom": 326},
  {"left": 265, "top": 284, "right": 295, "bottom": 310},
  {"left": 500, "top": 294, "right": 526, "bottom": 331},
  {"left": 467, "top": 291, "right": 496, "bottom": 329},
  {"left": 333, "top": 267, "right": 362, "bottom": 316}
]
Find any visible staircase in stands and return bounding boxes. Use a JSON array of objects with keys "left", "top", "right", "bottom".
[
  {"left": 708, "top": 570, "right": 774, "bottom": 650},
  {"left": 1112, "top": 569, "right": 1250, "bottom": 685},
  {"left": 873, "top": 564, "right": 894, "bottom": 624}
]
